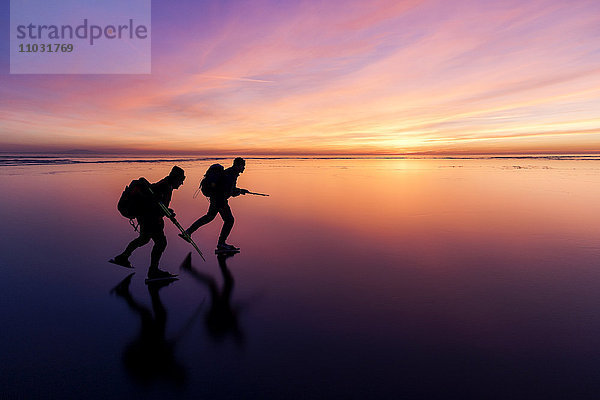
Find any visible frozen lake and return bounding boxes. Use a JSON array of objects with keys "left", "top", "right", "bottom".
[{"left": 1, "top": 155, "right": 600, "bottom": 399}]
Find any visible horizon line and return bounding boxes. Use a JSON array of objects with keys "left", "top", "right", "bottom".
[{"left": 2, "top": 149, "right": 600, "bottom": 157}]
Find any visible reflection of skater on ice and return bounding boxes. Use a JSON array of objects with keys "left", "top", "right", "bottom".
[
  {"left": 110, "top": 273, "right": 186, "bottom": 386},
  {"left": 181, "top": 252, "right": 245, "bottom": 346}
]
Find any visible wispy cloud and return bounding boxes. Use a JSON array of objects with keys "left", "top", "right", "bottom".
[
  {"left": 194, "top": 75, "right": 274, "bottom": 83},
  {"left": 1, "top": 0, "right": 600, "bottom": 154}
]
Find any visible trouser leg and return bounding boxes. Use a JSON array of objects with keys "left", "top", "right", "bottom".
[
  {"left": 121, "top": 234, "right": 151, "bottom": 257},
  {"left": 130, "top": 218, "right": 166, "bottom": 271},
  {"left": 218, "top": 203, "right": 234, "bottom": 244},
  {"left": 187, "top": 203, "right": 219, "bottom": 234},
  {"left": 149, "top": 230, "right": 167, "bottom": 270}
]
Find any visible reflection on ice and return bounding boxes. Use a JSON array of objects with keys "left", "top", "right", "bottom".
[{"left": 1, "top": 157, "right": 600, "bottom": 398}]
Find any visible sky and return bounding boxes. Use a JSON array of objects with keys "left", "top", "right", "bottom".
[{"left": 1, "top": 0, "right": 600, "bottom": 155}]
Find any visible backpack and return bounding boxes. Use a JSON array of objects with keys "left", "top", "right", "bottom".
[
  {"left": 200, "top": 164, "right": 225, "bottom": 197},
  {"left": 117, "top": 177, "right": 152, "bottom": 219}
]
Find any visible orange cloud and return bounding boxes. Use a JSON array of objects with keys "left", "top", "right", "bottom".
[{"left": 1, "top": 0, "right": 599, "bottom": 154}]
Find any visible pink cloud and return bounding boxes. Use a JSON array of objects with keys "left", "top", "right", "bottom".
[{"left": 1, "top": 0, "right": 600, "bottom": 153}]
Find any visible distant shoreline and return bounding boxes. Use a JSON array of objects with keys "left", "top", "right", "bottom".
[{"left": 2, "top": 154, "right": 600, "bottom": 167}]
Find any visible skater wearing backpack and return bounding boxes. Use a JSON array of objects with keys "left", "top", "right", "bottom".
[
  {"left": 111, "top": 166, "right": 186, "bottom": 281},
  {"left": 180, "top": 158, "right": 249, "bottom": 253}
]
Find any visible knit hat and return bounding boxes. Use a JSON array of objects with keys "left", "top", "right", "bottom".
[{"left": 169, "top": 165, "right": 185, "bottom": 179}]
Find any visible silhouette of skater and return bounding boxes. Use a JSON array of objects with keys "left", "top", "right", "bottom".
[
  {"left": 181, "top": 253, "right": 245, "bottom": 345},
  {"left": 112, "top": 166, "right": 185, "bottom": 280},
  {"left": 181, "top": 158, "right": 248, "bottom": 252},
  {"left": 110, "top": 273, "right": 186, "bottom": 386}
]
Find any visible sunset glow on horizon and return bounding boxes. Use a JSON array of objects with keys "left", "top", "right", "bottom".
[{"left": 1, "top": 0, "right": 600, "bottom": 155}]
